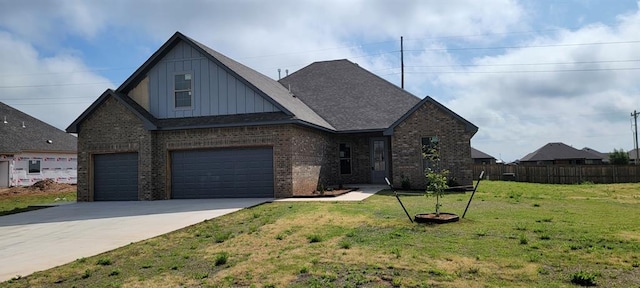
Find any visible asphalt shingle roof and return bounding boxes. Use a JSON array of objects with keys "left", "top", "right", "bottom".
[
  {"left": 279, "top": 60, "right": 421, "bottom": 131},
  {"left": 471, "top": 147, "right": 495, "bottom": 159},
  {"left": 187, "top": 37, "right": 334, "bottom": 131},
  {"left": 520, "top": 142, "right": 599, "bottom": 162},
  {"left": 0, "top": 102, "right": 76, "bottom": 154},
  {"left": 70, "top": 32, "right": 476, "bottom": 136},
  {"left": 581, "top": 147, "right": 609, "bottom": 162},
  {"left": 112, "top": 32, "right": 333, "bottom": 131}
]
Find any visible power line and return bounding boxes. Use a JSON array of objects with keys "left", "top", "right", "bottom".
[
  {"left": 0, "top": 82, "right": 114, "bottom": 89},
  {"left": 404, "top": 40, "right": 640, "bottom": 52},
  {"left": 379, "top": 66, "right": 640, "bottom": 75},
  {"left": 405, "top": 59, "right": 640, "bottom": 68}
]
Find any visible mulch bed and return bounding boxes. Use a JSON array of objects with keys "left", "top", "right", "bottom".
[
  {"left": 293, "top": 188, "right": 357, "bottom": 198},
  {"left": 414, "top": 212, "right": 460, "bottom": 224}
]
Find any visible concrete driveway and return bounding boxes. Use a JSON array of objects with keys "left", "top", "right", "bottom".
[{"left": 0, "top": 198, "right": 271, "bottom": 282}]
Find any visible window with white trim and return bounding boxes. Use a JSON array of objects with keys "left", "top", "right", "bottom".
[
  {"left": 28, "top": 160, "right": 41, "bottom": 174},
  {"left": 174, "top": 73, "right": 192, "bottom": 108}
]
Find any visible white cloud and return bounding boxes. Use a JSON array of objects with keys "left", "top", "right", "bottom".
[
  {"left": 440, "top": 7, "right": 640, "bottom": 161},
  {"left": 0, "top": 31, "right": 113, "bottom": 130},
  {"left": 2, "top": 0, "right": 638, "bottom": 162}
]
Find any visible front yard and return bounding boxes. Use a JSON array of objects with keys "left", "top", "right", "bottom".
[{"left": 3, "top": 181, "right": 640, "bottom": 287}]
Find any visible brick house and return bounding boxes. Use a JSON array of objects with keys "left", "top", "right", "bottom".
[
  {"left": 471, "top": 147, "right": 497, "bottom": 165},
  {"left": 519, "top": 142, "right": 605, "bottom": 165},
  {"left": 1, "top": 102, "right": 77, "bottom": 187},
  {"left": 67, "top": 32, "right": 477, "bottom": 201}
]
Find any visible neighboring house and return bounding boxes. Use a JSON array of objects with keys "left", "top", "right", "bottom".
[
  {"left": 581, "top": 147, "right": 610, "bottom": 164},
  {"left": 0, "top": 102, "right": 77, "bottom": 187},
  {"left": 519, "top": 142, "right": 604, "bottom": 165},
  {"left": 629, "top": 148, "right": 639, "bottom": 164},
  {"left": 471, "top": 147, "right": 496, "bottom": 164},
  {"left": 67, "top": 32, "right": 477, "bottom": 201}
]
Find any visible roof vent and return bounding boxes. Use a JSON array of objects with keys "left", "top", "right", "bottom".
[
  {"left": 46, "top": 140, "right": 53, "bottom": 144},
  {"left": 21, "top": 121, "right": 25, "bottom": 128},
  {"left": 2, "top": 116, "right": 6, "bottom": 124}
]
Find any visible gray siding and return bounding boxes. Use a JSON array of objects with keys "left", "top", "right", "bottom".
[{"left": 147, "top": 41, "right": 279, "bottom": 118}]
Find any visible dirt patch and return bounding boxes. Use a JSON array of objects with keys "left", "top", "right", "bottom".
[{"left": 0, "top": 179, "right": 76, "bottom": 197}]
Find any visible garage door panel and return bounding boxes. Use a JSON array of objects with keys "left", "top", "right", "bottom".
[
  {"left": 94, "top": 153, "right": 138, "bottom": 201},
  {"left": 171, "top": 148, "right": 273, "bottom": 199}
]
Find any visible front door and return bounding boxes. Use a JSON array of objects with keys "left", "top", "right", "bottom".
[{"left": 370, "top": 138, "right": 388, "bottom": 184}]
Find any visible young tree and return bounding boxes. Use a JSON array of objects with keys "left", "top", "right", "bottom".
[
  {"left": 423, "top": 138, "right": 449, "bottom": 217},
  {"left": 609, "top": 149, "right": 629, "bottom": 165}
]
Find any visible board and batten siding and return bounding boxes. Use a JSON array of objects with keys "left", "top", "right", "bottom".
[{"left": 147, "top": 41, "right": 280, "bottom": 118}]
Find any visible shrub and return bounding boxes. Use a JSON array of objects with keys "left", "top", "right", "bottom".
[
  {"left": 214, "top": 231, "right": 232, "bottom": 243},
  {"left": 214, "top": 252, "right": 229, "bottom": 266},
  {"left": 609, "top": 149, "right": 629, "bottom": 165},
  {"left": 570, "top": 271, "right": 597, "bottom": 286},
  {"left": 307, "top": 234, "right": 322, "bottom": 243},
  {"left": 519, "top": 235, "right": 528, "bottom": 245},
  {"left": 81, "top": 269, "right": 91, "bottom": 279},
  {"left": 400, "top": 175, "right": 411, "bottom": 190},
  {"left": 96, "top": 258, "right": 112, "bottom": 266}
]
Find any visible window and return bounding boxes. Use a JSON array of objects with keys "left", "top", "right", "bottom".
[
  {"left": 28, "top": 160, "right": 41, "bottom": 173},
  {"left": 174, "top": 73, "right": 192, "bottom": 108},
  {"left": 421, "top": 136, "right": 439, "bottom": 170},
  {"left": 339, "top": 143, "right": 352, "bottom": 175}
]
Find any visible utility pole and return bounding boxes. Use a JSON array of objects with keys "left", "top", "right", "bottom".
[
  {"left": 632, "top": 110, "right": 639, "bottom": 164},
  {"left": 400, "top": 36, "right": 404, "bottom": 89}
]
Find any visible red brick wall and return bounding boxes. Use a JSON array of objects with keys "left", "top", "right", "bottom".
[
  {"left": 76, "top": 96, "right": 151, "bottom": 201},
  {"left": 390, "top": 101, "right": 475, "bottom": 189},
  {"left": 77, "top": 96, "right": 341, "bottom": 199}
]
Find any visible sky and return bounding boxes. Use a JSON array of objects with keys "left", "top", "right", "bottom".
[{"left": 1, "top": 0, "right": 639, "bottom": 162}]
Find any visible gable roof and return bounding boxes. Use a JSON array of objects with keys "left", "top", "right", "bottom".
[
  {"left": 279, "top": 59, "right": 422, "bottom": 132},
  {"left": 66, "top": 89, "right": 158, "bottom": 133},
  {"left": 384, "top": 95, "right": 478, "bottom": 135},
  {"left": 628, "top": 148, "right": 639, "bottom": 160},
  {"left": 0, "top": 102, "right": 76, "bottom": 154},
  {"left": 471, "top": 147, "right": 495, "bottom": 159},
  {"left": 116, "top": 32, "right": 333, "bottom": 131},
  {"left": 67, "top": 89, "right": 297, "bottom": 133},
  {"left": 581, "top": 147, "right": 609, "bottom": 163},
  {"left": 520, "top": 142, "right": 600, "bottom": 162}
]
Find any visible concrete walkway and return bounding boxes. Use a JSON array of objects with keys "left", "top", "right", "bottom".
[
  {"left": 277, "top": 184, "right": 386, "bottom": 202},
  {"left": 0, "top": 198, "right": 271, "bottom": 282}
]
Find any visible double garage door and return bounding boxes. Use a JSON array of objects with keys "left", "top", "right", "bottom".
[
  {"left": 92, "top": 148, "right": 274, "bottom": 201},
  {"left": 171, "top": 148, "right": 274, "bottom": 198}
]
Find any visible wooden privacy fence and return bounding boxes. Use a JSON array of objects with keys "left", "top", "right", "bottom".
[{"left": 473, "top": 164, "right": 640, "bottom": 184}]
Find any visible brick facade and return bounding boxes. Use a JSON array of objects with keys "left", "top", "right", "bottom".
[
  {"left": 76, "top": 97, "right": 151, "bottom": 201},
  {"left": 77, "top": 95, "right": 365, "bottom": 200},
  {"left": 390, "top": 101, "right": 474, "bottom": 189},
  {"left": 77, "top": 95, "right": 474, "bottom": 201}
]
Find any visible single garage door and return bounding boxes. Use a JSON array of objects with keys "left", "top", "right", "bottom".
[
  {"left": 171, "top": 148, "right": 273, "bottom": 198},
  {"left": 94, "top": 153, "right": 138, "bottom": 201}
]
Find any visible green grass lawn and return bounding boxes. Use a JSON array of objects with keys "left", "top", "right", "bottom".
[
  {"left": 4, "top": 181, "right": 639, "bottom": 287},
  {"left": 0, "top": 190, "right": 76, "bottom": 216}
]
